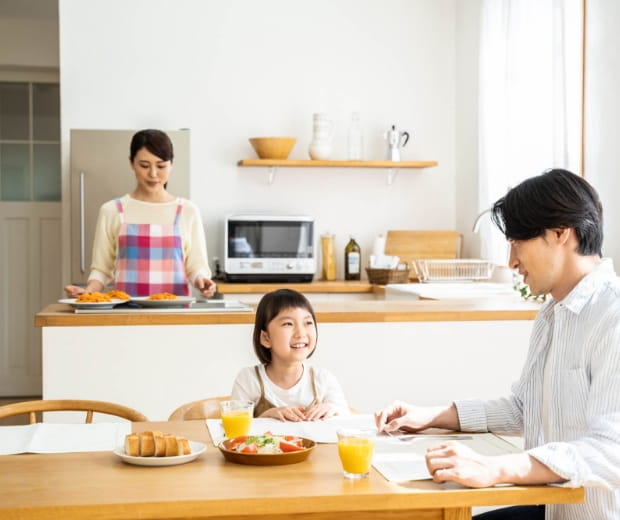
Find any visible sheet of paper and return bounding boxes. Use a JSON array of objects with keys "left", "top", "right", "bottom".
[
  {"left": 372, "top": 433, "right": 522, "bottom": 482},
  {"left": 0, "top": 422, "right": 131, "bottom": 455},
  {"left": 206, "top": 414, "right": 377, "bottom": 445}
]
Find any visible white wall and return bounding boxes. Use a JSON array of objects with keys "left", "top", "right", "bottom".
[
  {"left": 58, "top": 0, "right": 466, "bottom": 281},
  {"left": 584, "top": 0, "right": 620, "bottom": 267}
]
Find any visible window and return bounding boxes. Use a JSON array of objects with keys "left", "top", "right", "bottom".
[{"left": 0, "top": 81, "right": 60, "bottom": 201}]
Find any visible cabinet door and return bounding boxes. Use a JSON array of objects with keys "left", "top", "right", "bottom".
[{"left": 69, "top": 129, "right": 190, "bottom": 284}]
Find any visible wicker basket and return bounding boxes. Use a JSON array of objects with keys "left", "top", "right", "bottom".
[{"left": 365, "top": 267, "right": 410, "bottom": 285}]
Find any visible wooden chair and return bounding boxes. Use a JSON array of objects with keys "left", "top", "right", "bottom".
[
  {"left": 168, "top": 396, "right": 231, "bottom": 421},
  {"left": 0, "top": 399, "right": 148, "bottom": 423}
]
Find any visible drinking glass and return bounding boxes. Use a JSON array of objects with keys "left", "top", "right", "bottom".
[
  {"left": 337, "top": 428, "right": 375, "bottom": 479},
  {"left": 219, "top": 400, "right": 253, "bottom": 438}
]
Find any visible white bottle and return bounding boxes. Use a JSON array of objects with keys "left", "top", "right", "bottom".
[{"left": 347, "top": 112, "right": 364, "bottom": 160}]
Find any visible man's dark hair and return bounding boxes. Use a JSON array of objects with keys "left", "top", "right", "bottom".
[{"left": 490, "top": 168, "right": 603, "bottom": 256}]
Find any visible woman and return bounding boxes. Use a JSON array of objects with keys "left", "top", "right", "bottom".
[{"left": 64, "top": 129, "right": 216, "bottom": 298}]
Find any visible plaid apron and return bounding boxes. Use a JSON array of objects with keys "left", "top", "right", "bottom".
[{"left": 113, "top": 198, "right": 190, "bottom": 297}]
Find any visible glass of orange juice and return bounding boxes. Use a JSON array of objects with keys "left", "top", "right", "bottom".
[
  {"left": 337, "top": 428, "right": 376, "bottom": 479},
  {"left": 219, "top": 400, "right": 254, "bottom": 438}
]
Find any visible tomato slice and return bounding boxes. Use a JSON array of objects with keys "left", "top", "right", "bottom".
[
  {"left": 241, "top": 442, "right": 258, "bottom": 454},
  {"left": 279, "top": 439, "right": 304, "bottom": 452},
  {"left": 283, "top": 435, "right": 303, "bottom": 446},
  {"left": 227, "top": 436, "right": 249, "bottom": 450}
]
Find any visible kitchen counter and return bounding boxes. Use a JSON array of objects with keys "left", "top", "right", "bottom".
[
  {"left": 35, "top": 296, "right": 539, "bottom": 327},
  {"left": 36, "top": 296, "right": 541, "bottom": 420},
  {"left": 216, "top": 279, "right": 376, "bottom": 294}
]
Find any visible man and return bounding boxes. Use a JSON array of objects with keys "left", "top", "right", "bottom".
[{"left": 375, "top": 169, "right": 620, "bottom": 519}]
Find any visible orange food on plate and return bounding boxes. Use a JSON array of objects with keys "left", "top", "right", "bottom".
[
  {"left": 147, "top": 292, "right": 178, "bottom": 300},
  {"left": 107, "top": 289, "right": 130, "bottom": 301},
  {"left": 76, "top": 292, "right": 112, "bottom": 303}
]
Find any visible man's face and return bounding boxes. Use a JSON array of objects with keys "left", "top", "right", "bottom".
[{"left": 508, "top": 230, "right": 562, "bottom": 297}]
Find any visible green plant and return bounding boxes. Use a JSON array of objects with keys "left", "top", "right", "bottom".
[{"left": 513, "top": 278, "right": 547, "bottom": 302}]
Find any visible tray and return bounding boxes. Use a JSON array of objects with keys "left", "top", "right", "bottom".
[{"left": 412, "top": 259, "right": 494, "bottom": 282}]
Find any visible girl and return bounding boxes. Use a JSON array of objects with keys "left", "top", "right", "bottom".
[{"left": 231, "top": 289, "right": 350, "bottom": 421}]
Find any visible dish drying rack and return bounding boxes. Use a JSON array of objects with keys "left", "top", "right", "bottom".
[{"left": 412, "top": 259, "right": 494, "bottom": 282}]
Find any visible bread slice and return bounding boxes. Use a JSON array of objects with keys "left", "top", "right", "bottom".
[
  {"left": 152, "top": 430, "right": 166, "bottom": 457},
  {"left": 139, "top": 431, "right": 155, "bottom": 457},
  {"left": 124, "top": 433, "right": 140, "bottom": 456},
  {"left": 164, "top": 433, "right": 179, "bottom": 456},
  {"left": 176, "top": 436, "right": 191, "bottom": 455}
]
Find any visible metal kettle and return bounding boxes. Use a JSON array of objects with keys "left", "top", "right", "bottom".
[{"left": 384, "top": 125, "right": 410, "bottom": 161}]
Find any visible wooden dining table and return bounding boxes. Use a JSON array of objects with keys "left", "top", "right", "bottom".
[{"left": 0, "top": 420, "right": 584, "bottom": 520}]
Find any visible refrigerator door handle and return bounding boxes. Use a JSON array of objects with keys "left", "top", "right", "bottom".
[{"left": 80, "top": 171, "right": 86, "bottom": 273}]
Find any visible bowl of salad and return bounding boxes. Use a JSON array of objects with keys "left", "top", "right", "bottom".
[{"left": 218, "top": 433, "right": 316, "bottom": 466}]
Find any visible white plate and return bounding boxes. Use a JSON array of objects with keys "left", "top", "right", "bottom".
[
  {"left": 113, "top": 441, "right": 206, "bottom": 466},
  {"left": 58, "top": 298, "right": 126, "bottom": 310},
  {"left": 130, "top": 296, "right": 196, "bottom": 308}
]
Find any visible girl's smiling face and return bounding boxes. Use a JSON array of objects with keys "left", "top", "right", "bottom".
[{"left": 260, "top": 306, "right": 317, "bottom": 363}]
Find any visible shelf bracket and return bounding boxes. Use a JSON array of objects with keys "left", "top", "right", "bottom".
[
  {"left": 387, "top": 168, "right": 399, "bottom": 185},
  {"left": 267, "top": 166, "right": 277, "bottom": 184}
]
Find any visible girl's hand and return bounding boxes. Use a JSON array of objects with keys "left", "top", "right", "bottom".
[
  {"left": 304, "top": 402, "right": 338, "bottom": 421},
  {"left": 260, "top": 406, "right": 307, "bottom": 422}
]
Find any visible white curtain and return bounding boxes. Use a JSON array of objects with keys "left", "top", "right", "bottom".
[{"left": 478, "top": 0, "right": 583, "bottom": 265}]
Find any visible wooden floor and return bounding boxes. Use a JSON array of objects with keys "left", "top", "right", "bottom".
[{"left": 0, "top": 396, "right": 41, "bottom": 425}]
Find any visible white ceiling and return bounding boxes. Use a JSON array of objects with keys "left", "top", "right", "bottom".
[{"left": 0, "top": 0, "right": 58, "bottom": 20}]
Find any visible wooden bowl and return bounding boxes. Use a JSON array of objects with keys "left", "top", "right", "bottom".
[
  {"left": 249, "top": 137, "right": 297, "bottom": 160},
  {"left": 218, "top": 437, "right": 315, "bottom": 466}
]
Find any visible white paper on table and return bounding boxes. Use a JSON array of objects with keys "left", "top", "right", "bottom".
[
  {"left": 206, "top": 414, "right": 377, "bottom": 445},
  {"left": 372, "top": 433, "right": 522, "bottom": 482},
  {"left": 0, "top": 422, "right": 131, "bottom": 455}
]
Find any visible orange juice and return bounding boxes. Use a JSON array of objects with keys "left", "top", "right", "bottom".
[
  {"left": 221, "top": 410, "right": 252, "bottom": 438},
  {"left": 338, "top": 437, "right": 375, "bottom": 475}
]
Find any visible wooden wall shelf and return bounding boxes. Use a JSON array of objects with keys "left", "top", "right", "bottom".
[{"left": 237, "top": 159, "right": 438, "bottom": 168}]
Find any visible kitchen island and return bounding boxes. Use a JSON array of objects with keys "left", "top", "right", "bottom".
[{"left": 36, "top": 294, "right": 540, "bottom": 421}]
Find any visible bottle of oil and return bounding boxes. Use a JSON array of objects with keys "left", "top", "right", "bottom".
[{"left": 344, "top": 237, "right": 361, "bottom": 281}]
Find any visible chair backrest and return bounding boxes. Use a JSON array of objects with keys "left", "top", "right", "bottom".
[
  {"left": 168, "top": 396, "right": 231, "bottom": 421},
  {"left": 0, "top": 399, "right": 148, "bottom": 423}
]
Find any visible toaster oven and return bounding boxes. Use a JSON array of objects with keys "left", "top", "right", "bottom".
[{"left": 224, "top": 214, "right": 316, "bottom": 282}]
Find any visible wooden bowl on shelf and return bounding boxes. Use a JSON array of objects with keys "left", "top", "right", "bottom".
[{"left": 249, "top": 137, "right": 296, "bottom": 160}]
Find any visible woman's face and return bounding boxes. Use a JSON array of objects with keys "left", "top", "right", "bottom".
[{"left": 130, "top": 147, "right": 172, "bottom": 195}]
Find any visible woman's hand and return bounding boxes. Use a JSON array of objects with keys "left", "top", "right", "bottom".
[
  {"left": 194, "top": 277, "right": 217, "bottom": 298},
  {"left": 304, "top": 402, "right": 338, "bottom": 421},
  {"left": 63, "top": 281, "right": 104, "bottom": 298},
  {"left": 64, "top": 285, "right": 85, "bottom": 298},
  {"left": 259, "top": 406, "right": 307, "bottom": 422}
]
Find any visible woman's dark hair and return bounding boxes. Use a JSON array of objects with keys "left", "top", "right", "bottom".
[
  {"left": 130, "top": 129, "right": 174, "bottom": 162},
  {"left": 491, "top": 168, "right": 603, "bottom": 256},
  {"left": 253, "top": 289, "right": 317, "bottom": 364}
]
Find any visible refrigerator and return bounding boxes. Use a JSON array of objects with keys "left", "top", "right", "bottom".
[{"left": 69, "top": 129, "right": 190, "bottom": 285}]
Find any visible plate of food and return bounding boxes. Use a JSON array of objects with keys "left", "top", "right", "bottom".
[
  {"left": 58, "top": 292, "right": 126, "bottom": 310},
  {"left": 218, "top": 433, "right": 316, "bottom": 466},
  {"left": 130, "top": 294, "right": 196, "bottom": 308},
  {"left": 114, "top": 431, "right": 206, "bottom": 467}
]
